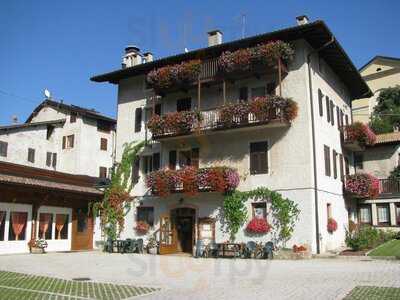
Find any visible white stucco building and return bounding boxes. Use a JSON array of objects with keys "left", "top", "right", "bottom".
[{"left": 91, "top": 17, "right": 372, "bottom": 254}]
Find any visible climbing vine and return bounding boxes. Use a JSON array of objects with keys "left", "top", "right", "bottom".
[
  {"left": 223, "top": 187, "right": 300, "bottom": 246},
  {"left": 91, "top": 141, "right": 145, "bottom": 240}
]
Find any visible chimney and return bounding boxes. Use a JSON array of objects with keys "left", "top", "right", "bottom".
[
  {"left": 296, "top": 15, "right": 309, "bottom": 26},
  {"left": 207, "top": 30, "right": 223, "bottom": 47},
  {"left": 122, "top": 45, "right": 142, "bottom": 68},
  {"left": 143, "top": 52, "right": 153, "bottom": 63}
]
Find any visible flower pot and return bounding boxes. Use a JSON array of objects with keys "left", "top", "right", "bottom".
[{"left": 30, "top": 247, "right": 45, "bottom": 254}]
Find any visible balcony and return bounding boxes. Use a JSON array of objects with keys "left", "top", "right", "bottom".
[
  {"left": 379, "top": 178, "right": 400, "bottom": 198},
  {"left": 147, "top": 96, "right": 298, "bottom": 140},
  {"left": 341, "top": 122, "right": 376, "bottom": 152},
  {"left": 344, "top": 174, "right": 400, "bottom": 199}
]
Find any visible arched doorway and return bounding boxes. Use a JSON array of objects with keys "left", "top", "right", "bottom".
[{"left": 171, "top": 207, "right": 196, "bottom": 253}]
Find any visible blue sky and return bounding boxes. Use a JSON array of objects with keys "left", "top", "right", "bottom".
[{"left": 0, "top": 0, "right": 399, "bottom": 125}]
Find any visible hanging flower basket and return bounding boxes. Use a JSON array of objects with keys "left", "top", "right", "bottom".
[
  {"left": 327, "top": 218, "right": 338, "bottom": 233},
  {"left": 134, "top": 221, "right": 150, "bottom": 235},
  {"left": 345, "top": 173, "right": 380, "bottom": 199},
  {"left": 245, "top": 218, "right": 271, "bottom": 234}
]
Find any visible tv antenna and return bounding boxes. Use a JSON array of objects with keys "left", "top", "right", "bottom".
[
  {"left": 44, "top": 89, "right": 51, "bottom": 99},
  {"left": 241, "top": 13, "right": 246, "bottom": 38}
]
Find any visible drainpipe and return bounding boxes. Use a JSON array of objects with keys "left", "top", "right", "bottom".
[{"left": 306, "top": 36, "right": 335, "bottom": 254}]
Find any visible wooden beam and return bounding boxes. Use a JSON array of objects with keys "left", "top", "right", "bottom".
[
  {"left": 278, "top": 58, "right": 282, "bottom": 97},
  {"left": 197, "top": 78, "right": 201, "bottom": 110},
  {"left": 223, "top": 80, "right": 226, "bottom": 104}
]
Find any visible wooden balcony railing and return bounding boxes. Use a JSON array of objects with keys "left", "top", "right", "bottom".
[{"left": 379, "top": 178, "right": 400, "bottom": 196}]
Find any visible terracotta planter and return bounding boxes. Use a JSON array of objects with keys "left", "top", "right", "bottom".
[{"left": 30, "top": 247, "right": 45, "bottom": 254}]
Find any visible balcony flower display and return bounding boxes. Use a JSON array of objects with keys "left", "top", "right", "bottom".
[
  {"left": 134, "top": 221, "right": 150, "bottom": 235},
  {"left": 245, "top": 218, "right": 271, "bottom": 234},
  {"left": 327, "top": 218, "right": 338, "bottom": 233},
  {"left": 147, "top": 114, "right": 164, "bottom": 136},
  {"left": 147, "top": 59, "right": 201, "bottom": 91},
  {"left": 147, "top": 111, "right": 202, "bottom": 137},
  {"left": 345, "top": 173, "right": 380, "bottom": 199},
  {"left": 219, "top": 102, "right": 250, "bottom": 127},
  {"left": 146, "top": 166, "right": 240, "bottom": 197},
  {"left": 344, "top": 122, "right": 376, "bottom": 147},
  {"left": 218, "top": 40, "right": 294, "bottom": 73}
]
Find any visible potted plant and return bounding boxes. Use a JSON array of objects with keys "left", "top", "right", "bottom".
[
  {"left": 28, "top": 238, "right": 48, "bottom": 254},
  {"left": 327, "top": 218, "right": 338, "bottom": 233},
  {"left": 134, "top": 221, "right": 150, "bottom": 235},
  {"left": 146, "top": 236, "right": 158, "bottom": 255},
  {"left": 245, "top": 218, "right": 271, "bottom": 234}
]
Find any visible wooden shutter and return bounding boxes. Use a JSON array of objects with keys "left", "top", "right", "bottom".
[
  {"left": 250, "top": 141, "right": 268, "bottom": 175},
  {"left": 340, "top": 110, "right": 344, "bottom": 127},
  {"left": 177, "top": 98, "right": 191, "bottom": 112},
  {"left": 339, "top": 154, "right": 344, "bottom": 181},
  {"left": 239, "top": 87, "right": 248, "bottom": 101},
  {"left": 344, "top": 156, "right": 350, "bottom": 175},
  {"left": 345, "top": 115, "right": 349, "bottom": 126},
  {"left": 62, "top": 136, "right": 66, "bottom": 149},
  {"left": 132, "top": 158, "right": 140, "bottom": 184},
  {"left": 318, "top": 89, "right": 323, "bottom": 117},
  {"left": 70, "top": 135, "right": 74, "bottom": 148},
  {"left": 0, "top": 141, "right": 8, "bottom": 157},
  {"left": 326, "top": 97, "right": 330, "bottom": 123},
  {"left": 135, "top": 107, "right": 142, "bottom": 132},
  {"left": 46, "top": 152, "right": 52, "bottom": 167},
  {"left": 28, "top": 148, "right": 35, "bottom": 163},
  {"left": 169, "top": 150, "right": 177, "bottom": 170},
  {"left": 336, "top": 107, "right": 340, "bottom": 129},
  {"left": 152, "top": 152, "right": 160, "bottom": 171},
  {"left": 324, "top": 145, "right": 331, "bottom": 176},
  {"left": 52, "top": 153, "right": 57, "bottom": 168},
  {"left": 333, "top": 150, "right": 337, "bottom": 179},
  {"left": 330, "top": 100, "right": 335, "bottom": 126},
  {"left": 191, "top": 148, "right": 199, "bottom": 168}
]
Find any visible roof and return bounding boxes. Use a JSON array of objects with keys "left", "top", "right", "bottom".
[
  {"left": 359, "top": 55, "right": 400, "bottom": 73},
  {"left": 26, "top": 99, "right": 116, "bottom": 124},
  {"left": 91, "top": 20, "right": 371, "bottom": 99},
  {"left": 0, "top": 161, "right": 103, "bottom": 196},
  {"left": 0, "top": 119, "right": 65, "bottom": 132},
  {"left": 374, "top": 132, "right": 400, "bottom": 145}
]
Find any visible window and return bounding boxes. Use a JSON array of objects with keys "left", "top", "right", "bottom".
[
  {"left": 198, "top": 218, "right": 215, "bottom": 243},
  {"left": 38, "top": 213, "right": 53, "bottom": 239},
  {"left": 327, "top": 203, "right": 332, "bottom": 219},
  {"left": 239, "top": 87, "right": 248, "bottom": 101},
  {"left": 8, "top": 212, "right": 27, "bottom": 241},
  {"left": 137, "top": 207, "right": 154, "bottom": 227},
  {"left": 153, "top": 152, "right": 160, "bottom": 171},
  {"left": 336, "top": 107, "right": 340, "bottom": 129},
  {"left": 377, "top": 204, "right": 390, "bottom": 226},
  {"left": 0, "top": 141, "right": 7, "bottom": 157},
  {"left": 358, "top": 205, "right": 372, "bottom": 225},
  {"left": 251, "top": 86, "right": 266, "bottom": 98},
  {"left": 339, "top": 154, "right": 344, "bottom": 181},
  {"left": 70, "top": 112, "right": 77, "bottom": 123},
  {"left": 52, "top": 153, "right": 57, "bottom": 168},
  {"left": 250, "top": 141, "right": 268, "bottom": 175},
  {"left": 354, "top": 154, "right": 363, "bottom": 171},
  {"left": 46, "top": 125, "right": 55, "bottom": 140},
  {"left": 318, "top": 89, "right": 323, "bottom": 117},
  {"left": 333, "top": 150, "right": 337, "bottom": 179},
  {"left": 100, "top": 138, "right": 107, "bottom": 151},
  {"left": 266, "top": 82, "right": 276, "bottom": 95},
  {"left": 28, "top": 148, "right": 35, "bottom": 163},
  {"left": 0, "top": 211, "right": 5, "bottom": 241},
  {"left": 97, "top": 120, "right": 112, "bottom": 132},
  {"left": 99, "top": 167, "right": 107, "bottom": 178},
  {"left": 143, "top": 156, "right": 153, "bottom": 175},
  {"left": 134, "top": 107, "right": 142, "bottom": 132},
  {"left": 179, "top": 150, "right": 192, "bottom": 168},
  {"left": 62, "top": 135, "right": 74, "bottom": 149},
  {"left": 344, "top": 156, "right": 350, "bottom": 175},
  {"left": 155, "top": 103, "right": 162, "bottom": 116},
  {"left": 132, "top": 158, "right": 140, "bottom": 184},
  {"left": 252, "top": 202, "right": 267, "bottom": 219},
  {"left": 169, "top": 150, "right": 177, "bottom": 170},
  {"left": 177, "top": 98, "right": 191, "bottom": 112},
  {"left": 46, "top": 152, "right": 52, "bottom": 167},
  {"left": 77, "top": 209, "right": 87, "bottom": 233},
  {"left": 324, "top": 145, "right": 331, "bottom": 176},
  {"left": 345, "top": 115, "right": 349, "bottom": 126},
  {"left": 340, "top": 110, "right": 344, "bottom": 128},
  {"left": 396, "top": 204, "right": 400, "bottom": 226},
  {"left": 330, "top": 100, "right": 335, "bottom": 126},
  {"left": 55, "top": 214, "right": 69, "bottom": 240},
  {"left": 326, "top": 96, "right": 330, "bottom": 123}
]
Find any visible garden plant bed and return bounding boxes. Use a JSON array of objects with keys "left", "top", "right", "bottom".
[
  {"left": 344, "top": 286, "right": 400, "bottom": 300},
  {"left": 367, "top": 239, "right": 400, "bottom": 258},
  {"left": 0, "top": 270, "right": 159, "bottom": 300},
  {"left": 340, "top": 249, "right": 368, "bottom": 256}
]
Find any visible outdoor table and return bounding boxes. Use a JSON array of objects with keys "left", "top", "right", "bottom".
[{"left": 216, "top": 243, "right": 243, "bottom": 258}]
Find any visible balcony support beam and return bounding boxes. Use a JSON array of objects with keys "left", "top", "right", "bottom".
[{"left": 197, "top": 78, "right": 201, "bottom": 110}]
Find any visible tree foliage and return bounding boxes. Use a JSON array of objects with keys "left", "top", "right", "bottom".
[
  {"left": 370, "top": 86, "right": 400, "bottom": 134},
  {"left": 91, "top": 141, "right": 145, "bottom": 240}
]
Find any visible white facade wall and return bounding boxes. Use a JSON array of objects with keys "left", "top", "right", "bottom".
[{"left": 115, "top": 39, "right": 356, "bottom": 253}]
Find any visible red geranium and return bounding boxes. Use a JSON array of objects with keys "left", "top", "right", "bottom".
[
  {"left": 327, "top": 218, "right": 338, "bottom": 233},
  {"left": 293, "top": 244, "right": 307, "bottom": 253},
  {"left": 135, "top": 221, "right": 150, "bottom": 234},
  {"left": 245, "top": 218, "right": 271, "bottom": 234}
]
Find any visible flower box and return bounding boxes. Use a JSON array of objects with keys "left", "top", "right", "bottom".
[
  {"left": 343, "top": 122, "right": 376, "bottom": 149},
  {"left": 245, "top": 218, "right": 271, "bottom": 234},
  {"left": 28, "top": 239, "right": 48, "bottom": 254},
  {"left": 345, "top": 173, "right": 380, "bottom": 199}
]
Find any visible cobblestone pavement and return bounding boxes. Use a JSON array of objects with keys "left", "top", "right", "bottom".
[{"left": 0, "top": 252, "right": 399, "bottom": 300}]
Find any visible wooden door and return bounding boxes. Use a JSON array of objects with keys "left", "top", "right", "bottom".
[
  {"left": 71, "top": 208, "right": 93, "bottom": 251},
  {"left": 159, "top": 213, "right": 177, "bottom": 254}
]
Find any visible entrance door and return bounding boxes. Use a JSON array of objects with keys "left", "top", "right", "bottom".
[
  {"left": 71, "top": 208, "right": 93, "bottom": 251},
  {"left": 159, "top": 213, "right": 177, "bottom": 254}
]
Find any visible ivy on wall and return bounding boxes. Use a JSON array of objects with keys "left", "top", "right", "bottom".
[
  {"left": 223, "top": 187, "right": 300, "bottom": 246},
  {"left": 91, "top": 141, "right": 145, "bottom": 240}
]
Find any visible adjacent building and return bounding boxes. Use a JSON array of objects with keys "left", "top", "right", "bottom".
[{"left": 352, "top": 56, "right": 400, "bottom": 123}]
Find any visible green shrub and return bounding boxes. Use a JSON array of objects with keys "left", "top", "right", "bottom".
[{"left": 345, "top": 225, "right": 380, "bottom": 251}]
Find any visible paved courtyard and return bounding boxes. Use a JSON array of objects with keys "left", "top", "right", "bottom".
[{"left": 0, "top": 251, "right": 399, "bottom": 299}]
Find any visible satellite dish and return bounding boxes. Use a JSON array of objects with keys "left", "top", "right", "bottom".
[
  {"left": 44, "top": 89, "right": 51, "bottom": 99},
  {"left": 184, "top": 47, "right": 189, "bottom": 53}
]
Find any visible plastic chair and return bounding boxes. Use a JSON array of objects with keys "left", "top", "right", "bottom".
[
  {"left": 207, "top": 241, "right": 219, "bottom": 258},
  {"left": 194, "top": 240, "right": 206, "bottom": 258},
  {"left": 263, "top": 241, "right": 274, "bottom": 259},
  {"left": 244, "top": 241, "right": 257, "bottom": 258},
  {"left": 136, "top": 238, "right": 144, "bottom": 253}
]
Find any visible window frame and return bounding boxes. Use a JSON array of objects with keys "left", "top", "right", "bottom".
[
  {"left": 333, "top": 150, "right": 337, "bottom": 179},
  {"left": 377, "top": 204, "right": 391, "bottom": 226},
  {"left": 354, "top": 153, "right": 364, "bottom": 171},
  {"left": 249, "top": 141, "right": 269, "bottom": 175},
  {"left": 358, "top": 205, "right": 372, "bottom": 225},
  {"left": 251, "top": 202, "right": 267, "bottom": 219},
  {"left": 136, "top": 206, "right": 154, "bottom": 227},
  {"left": 0, "top": 141, "right": 7, "bottom": 157},
  {"left": 27, "top": 148, "right": 35, "bottom": 163},
  {"left": 100, "top": 138, "right": 108, "bottom": 151},
  {"left": 318, "top": 89, "right": 324, "bottom": 117},
  {"left": 324, "top": 145, "right": 331, "bottom": 177},
  {"left": 99, "top": 166, "right": 107, "bottom": 179}
]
